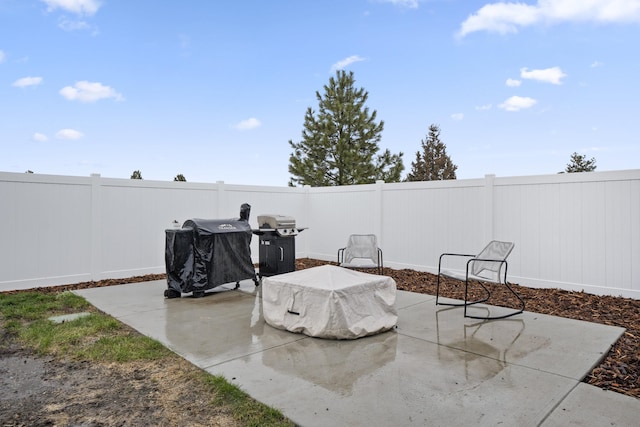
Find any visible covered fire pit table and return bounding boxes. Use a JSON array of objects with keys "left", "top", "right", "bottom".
[{"left": 262, "top": 265, "right": 398, "bottom": 339}]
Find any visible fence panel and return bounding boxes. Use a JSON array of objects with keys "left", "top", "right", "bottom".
[
  {"left": 306, "top": 184, "right": 380, "bottom": 261},
  {"left": 491, "top": 172, "right": 640, "bottom": 297},
  {"left": 0, "top": 174, "right": 93, "bottom": 288},
  {"left": 1, "top": 170, "right": 638, "bottom": 298},
  {"left": 379, "top": 180, "right": 486, "bottom": 273}
]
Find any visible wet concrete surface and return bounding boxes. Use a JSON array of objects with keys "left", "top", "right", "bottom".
[{"left": 75, "top": 280, "right": 637, "bottom": 426}]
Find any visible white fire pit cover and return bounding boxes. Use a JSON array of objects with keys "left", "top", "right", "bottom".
[{"left": 262, "top": 265, "right": 397, "bottom": 339}]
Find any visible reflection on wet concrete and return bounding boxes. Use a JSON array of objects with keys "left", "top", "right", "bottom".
[
  {"left": 434, "top": 305, "right": 548, "bottom": 383},
  {"left": 162, "top": 284, "right": 298, "bottom": 367},
  {"left": 261, "top": 331, "right": 398, "bottom": 395}
]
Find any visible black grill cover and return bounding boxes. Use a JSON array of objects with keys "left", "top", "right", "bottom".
[
  {"left": 165, "top": 205, "right": 256, "bottom": 296},
  {"left": 165, "top": 227, "right": 195, "bottom": 293}
]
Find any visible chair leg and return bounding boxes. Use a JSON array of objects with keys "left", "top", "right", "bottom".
[
  {"left": 436, "top": 275, "right": 490, "bottom": 307},
  {"left": 463, "top": 281, "right": 525, "bottom": 320}
]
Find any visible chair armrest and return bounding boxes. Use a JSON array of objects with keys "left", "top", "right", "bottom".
[
  {"left": 438, "top": 253, "right": 476, "bottom": 274},
  {"left": 469, "top": 257, "right": 507, "bottom": 263},
  {"left": 440, "top": 252, "right": 476, "bottom": 259}
]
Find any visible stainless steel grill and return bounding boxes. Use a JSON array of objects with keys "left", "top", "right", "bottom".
[
  {"left": 253, "top": 214, "right": 306, "bottom": 278},
  {"left": 257, "top": 214, "right": 299, "bottom": 236}
]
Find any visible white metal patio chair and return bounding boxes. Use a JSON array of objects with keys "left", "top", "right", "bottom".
[
  {"left": 435, "top": 240, "right": 524, "bottom": 319},
  {"left": 337, "top": 234, "right": 383, "bottom": 275}
]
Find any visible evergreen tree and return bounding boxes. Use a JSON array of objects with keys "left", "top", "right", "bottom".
[
  {"left": 174, "top": 174, "right": 187, "bottom": 182},
  {"left": 565, "top": 152, "right": 596, "bottom": 173},
  {"left": 288, "top": 70, "right": 403, "bottom": 186},
  {"left": 130, "top": 170, "right": 143, "bottom": 179},
  {"left": 405, "top": 124, "right": 457, "bottom": 181}
]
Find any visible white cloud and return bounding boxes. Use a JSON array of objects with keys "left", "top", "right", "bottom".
[
  {"left": 590, "top": 60, "right": 604, "bottom": 68},
  {"left": 476, "top": 103, "right": 493, "bottom": 111},
  {"left": 32, "top": 133, "right": 49, "bottom": 142},
  {"left": 58, "top": 17, "right": 92, "bottom": 32},
  {"left": 234, "top": 117, "right": 261, "bottom": 131},
  {"left": 380, "top": 0, "right": 419, "bottom": 8},
  {"left": 506, "top": 78, "right": 521, "bottom": 87},
  {"left": 59, "top": 81, "right": 123, "bottom": 102},
  {"left": 42, "top": 1, "right": 100, "bottom": 32},
  {"left": 451, "top": 113, "right": 464, "bottom": 120},
  {"left": 499, "top": 95, "right": 537, "bottom": 111},
  {"left": 41, "top": 0, "right": 102, "bottom": 16},
  {"left": 0, "top": 50, "right": 5, "bottom": 63},
  {"left": 458, "top": 2, "right": 540, "bottom": 37},
  {"left": 55, "top": 128, "right": 84, "bottom": 140},
  {"left": 458, "top": 0, "right": 640, "bottom": 37},
  {"left": 520, "top": 66, "right": 567, "bottom": 84},
  {"left": 330, "top": 55, "right": 366, "bottom": 72},
  {"left": 12, "top": 76, "right": 43, "bottom": 88}
]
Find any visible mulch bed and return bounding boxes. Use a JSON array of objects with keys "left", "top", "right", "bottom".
[{"left": 6, "top": 259, "right": 639, "bottom": 399}]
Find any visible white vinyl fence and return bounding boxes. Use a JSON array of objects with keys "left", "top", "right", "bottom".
[{"left": 1, "top": 170, "right": 638, "bottom": 299}]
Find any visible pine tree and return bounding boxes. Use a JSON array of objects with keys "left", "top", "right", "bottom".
[
  {"left": 130, "top": 170, "right": 143, "bottom": 179},
  {"left": 173, "top": 174, "right": 187, "bottom": 182},
  {"left": 406, "top": 124, "right": 457, "bottom": 181},
  {"left": 288, "top": 70, "right": 403, "bottom": 186},
  {"left": 565, "top": 152, "right": 596, "bottom": 173}
]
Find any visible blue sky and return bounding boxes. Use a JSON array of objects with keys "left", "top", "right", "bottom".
[{"left": 1, "top": 0, "right": 639, "bottom": 185}]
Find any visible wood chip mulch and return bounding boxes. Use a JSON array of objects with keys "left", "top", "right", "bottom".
[{"left": 5, "top": 260, "right": 639, "bottom": 399}]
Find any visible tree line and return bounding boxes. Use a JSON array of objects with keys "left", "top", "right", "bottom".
[
  {"left": 129, "top": 171, "right": 187, "bottom": 181},
  {"left": 287, "top": 70, "right": 595, "bottom": 186}
]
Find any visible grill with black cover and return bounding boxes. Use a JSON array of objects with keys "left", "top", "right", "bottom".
[{"left": 164, "top": 203, "right": 258, "bottom": 298}]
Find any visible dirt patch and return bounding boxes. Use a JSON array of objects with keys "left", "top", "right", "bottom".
[
  {"left": 0, "top": 329, "right": 238, "bottom": 427},
  {"left": 1, "top": 259, "right": 638, "bottom": 426}
]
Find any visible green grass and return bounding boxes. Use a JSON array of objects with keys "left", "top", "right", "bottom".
[
  {"left": 0, "top": 291, "right": 88, "bottom": 322},
  {"left": 205, "top": 375, "right": 294, "bottom": 427},
  {"left": 0, "top": 289, "right": 294, "bottom": 426}
]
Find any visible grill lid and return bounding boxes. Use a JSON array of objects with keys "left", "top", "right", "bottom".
[
  {"left": 255, "top": 214, "right": 306, "bottom": 237},
  {"left": 258, "top": 214, "right": 295, "bottom": 229}
]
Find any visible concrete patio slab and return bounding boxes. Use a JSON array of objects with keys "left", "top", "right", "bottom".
[
  {"left": 74, "top": 279, "right": 637, "bottom": 427},
  {"left": 399, "top": 297, "right": 623, "bottom": 380},
  {"left": 541, "top": 382, "right": 640, "bottom": 427},
  {"left": 208, "top": 331, "right": 576, "bottom": 426},
  {"left": 120, "top": 289, "right": 305, "bottom": 367}
]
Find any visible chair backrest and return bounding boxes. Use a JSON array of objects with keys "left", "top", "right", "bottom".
[
  {"left": 471, "top": 241, "right": 514, "bottom": 282},
  {"left": 344, "top": 234, "right": 379, "bottom": 263}
]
